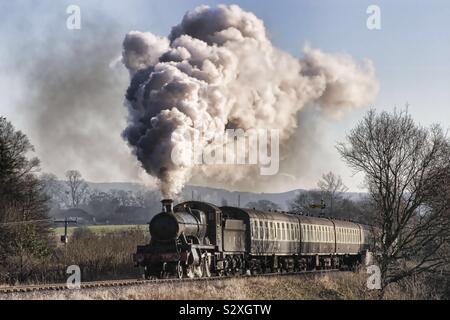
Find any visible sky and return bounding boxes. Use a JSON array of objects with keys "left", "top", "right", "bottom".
[{"left": 0, "top": 0, "right": 449, "bottom": 192}]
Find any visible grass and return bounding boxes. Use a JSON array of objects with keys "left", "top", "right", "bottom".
[
  {"left": 0, "top": 272, "right": 419, "bottom": 300},
  {"left": 52, "top": 224, "right": 148, "bottom": 237},
  {"left": 1, "top": 228, "right": 149, "bottom": 285}
]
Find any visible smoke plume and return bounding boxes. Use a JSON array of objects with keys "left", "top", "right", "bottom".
[
  {"left": 15, "top": 20, "right": 148, "bottom": 184},
  {"left": 122, "top": 4, "right": 378, "bottom": 197}
]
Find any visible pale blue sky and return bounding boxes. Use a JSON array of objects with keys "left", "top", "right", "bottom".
[{"left": 0, "top": 1, "right": 448, "bottom": 191}]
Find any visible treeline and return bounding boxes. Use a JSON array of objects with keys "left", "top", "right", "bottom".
[
  {"left": 247, "top": 172, "right": 371, "bottom": 224},
  {"left": 41, "top": 172, "right": 161, "bottom": 224},
  {"left": 0, "top": 117, "right": 54, "bottom": 283},
  {"left": 0, "top": 117, "right": 150, "bottom": 284}
]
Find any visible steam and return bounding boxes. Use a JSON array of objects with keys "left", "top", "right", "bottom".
[
  {"left": 15, "top": 20, "right": 148, "bottom": 184},
  {"left": 122, "top": 4, "right": 378, "bottom": 197}
]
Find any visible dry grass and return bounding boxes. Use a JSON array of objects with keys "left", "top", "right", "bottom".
[
  {"left": 0, "top": 272, "right": 422, "bottom": 300},
  {"left": 0, "top": 228, "right": 149, "bottom": 285}
]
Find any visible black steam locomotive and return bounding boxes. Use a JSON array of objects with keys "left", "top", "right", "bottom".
[{"left": 134, "top": 199, "right": 375, "bottom": 279}]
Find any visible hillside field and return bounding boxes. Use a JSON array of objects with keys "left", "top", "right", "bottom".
[{"left": 52, "top": 224, "right": 148, "bottom": 237}]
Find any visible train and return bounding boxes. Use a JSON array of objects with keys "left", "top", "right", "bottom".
[{"left": 133, "top": 199, "right": 375, "bottom": 279}]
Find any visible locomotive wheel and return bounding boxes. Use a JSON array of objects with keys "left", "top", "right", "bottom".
[
  {"left": 176, "top": 262, "right": 183, "bottom": 279},
  {"left": 184, "top": 266, "right": 195, "bottom": 279},
  {"left": 194, "top": 264, "right": 203, "bottom": 278},
  {"left": 203, "top": 258, "right": 211, "bottom": 278}
]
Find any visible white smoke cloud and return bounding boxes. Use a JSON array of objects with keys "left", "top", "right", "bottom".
[{"left": 122, "top": 4, "right": 379, "bottom": 197}]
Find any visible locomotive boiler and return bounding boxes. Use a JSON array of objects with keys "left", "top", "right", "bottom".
[{"left": 133, "top": 200, "right": 375, "bottom": 279}]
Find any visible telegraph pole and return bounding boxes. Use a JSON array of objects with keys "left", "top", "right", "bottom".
[{"left": 54, "top": 217, "right": 78, "bottom": 244}]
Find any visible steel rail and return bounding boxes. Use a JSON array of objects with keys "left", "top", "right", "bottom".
[{"left": 0, "top": 269, "right": 342, "bottom": 295}]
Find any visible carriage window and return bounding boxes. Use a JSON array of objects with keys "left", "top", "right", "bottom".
[
  {"left": 252, "top": 221, "right": 255, "bottom": 239},
  {"left": 286, "top": 224, "right": 290, "bottom": 240},
  {"left": 259, "top": 221, "right": 264, "bottom": 240},
  {"left": 264, "top": 222, "right": 268, "bottom": 240},
  {"left": 271, "top": 222, "right": 275, "bottom": 240},
  {"left": 268, "top": 222, "right": 272, "bottom": 240},
  {"left": 256, "top": 221, "right": 259, "bottom": 239},
  {"left": 255, "top": 221, "right": 259, "bottom": 239},
  {"left": 275, "top": 222, "right": 279, "bottom": 240}
]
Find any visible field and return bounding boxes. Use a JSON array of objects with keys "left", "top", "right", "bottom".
[{"left": 52, "top": 224, "right": 148, "bottom": 237}]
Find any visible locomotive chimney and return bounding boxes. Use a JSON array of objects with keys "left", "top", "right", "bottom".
[{"left": 161, "top": 199, "right": 174, "bottom": 213}]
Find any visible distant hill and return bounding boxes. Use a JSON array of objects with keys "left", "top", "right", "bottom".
[{"left": 86, "top": 182, "right": 367, "bottom": 211}]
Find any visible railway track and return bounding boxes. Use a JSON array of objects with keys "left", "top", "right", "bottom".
[{"left": 0, "top": 269, "right": 341, "bottom": 295}]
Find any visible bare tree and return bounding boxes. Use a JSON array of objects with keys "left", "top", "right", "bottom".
[
  {"left": 0, "top": 117, "right": 51, "bottom": 281},
  {"left": 40, "top": 173, "right": 67, "bottom": 208},
  {"left": 246, "top": 199, "right": 281, "bottom": 211},
  {"left": 65, "top": 170, "right": 89, "bottom": 208},
  {"left": 289, "top": 190, "right": 324, "bottom": 215},
  {"left": 337, "top": 109, "right": 450, "bottom": 295},
  {"left": 317, "top": 171, "right": 349, "bottom": 213}
]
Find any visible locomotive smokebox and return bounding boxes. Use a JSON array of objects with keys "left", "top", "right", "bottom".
[{"left": 161, "top": 199, "right": 174, "bottom": 213}]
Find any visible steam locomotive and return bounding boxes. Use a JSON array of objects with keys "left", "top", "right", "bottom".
[{"left": 133, "top": 199, "right": 375, "bottom": 279}]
